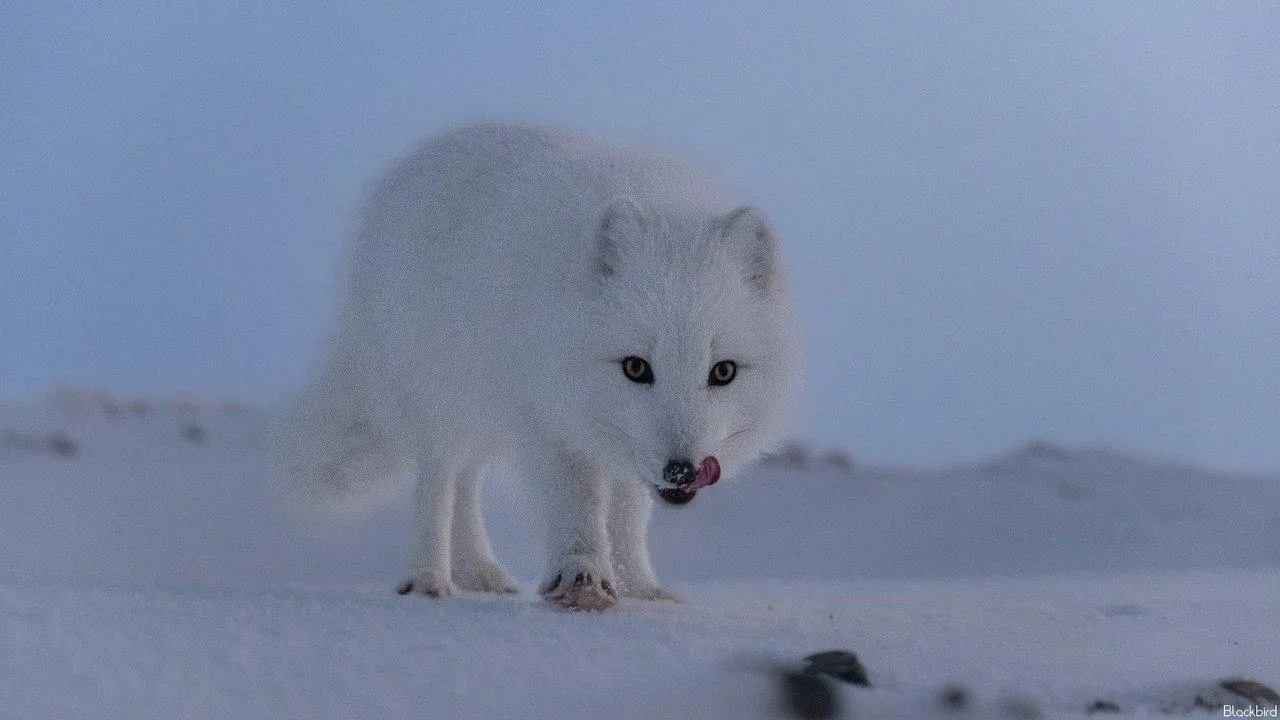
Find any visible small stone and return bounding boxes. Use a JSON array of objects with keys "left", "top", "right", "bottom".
[
  {"left": 48, "top": 433, "right": 77, "bottom": 457},
  {"left": 1086, "top": 699, "right": 1122, "bottom": 714},
  {"left": 939, "top": 684, "right": 969, "bottom": 711},
  {"left": 803, "top": 649, "right": 870, "bottom": 687},
  {"left": 780, "top": 668, "right": 840, "bottom": 720}
]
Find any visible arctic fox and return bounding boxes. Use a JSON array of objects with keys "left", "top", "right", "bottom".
[{"left": 267, "top": 123, "right": 802, "bottom": 611}]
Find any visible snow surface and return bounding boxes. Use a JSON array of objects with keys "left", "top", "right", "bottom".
[{"left": 2, "top": 393, "right": 1277, "bottom": 719}]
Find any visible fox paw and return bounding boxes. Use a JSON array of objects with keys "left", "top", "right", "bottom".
[
  {"left": 453, "top": 558, "right": 519, "bottom": 594},
  {"left": 396, "top": 570, "right": 454, "bottom": 598},
  {"left": 539, "top": 556, "right": 618, "bottom": 612}
]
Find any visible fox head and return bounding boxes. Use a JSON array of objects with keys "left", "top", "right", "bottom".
[{"left": 568, "top": 196, "right": 804, "bottom": 504}]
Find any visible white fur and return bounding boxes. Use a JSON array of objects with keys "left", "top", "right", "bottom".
[{"left": 266, "top": 123, "right": 803, "bottom": 608}]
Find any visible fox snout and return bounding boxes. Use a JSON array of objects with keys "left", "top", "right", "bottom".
[
  {"left": 656, "top": 456, "right": 721, "bottom": 506},
  {"left": 658, "top": 459, "right": 699, "bottom": 505}
]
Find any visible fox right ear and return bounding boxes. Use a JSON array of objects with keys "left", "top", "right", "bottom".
[
  {"left": 716, "top": 205, "right": 784, "bottom": 297},
  {"left": 593, "top": 196, "right": 650, "bottom": 278}
]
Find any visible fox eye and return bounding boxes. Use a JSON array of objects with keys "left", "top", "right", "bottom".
[
  {"left": 622, "top": 356, "right": 654, "bottom": 384},
  {"left": 708, "top": 360, "right": 737, "bottom": 387}
]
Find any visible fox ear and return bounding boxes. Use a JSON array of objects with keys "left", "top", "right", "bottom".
[
  {"left": 593, "top": 196, "right": 650, "bottom": 278},
  {"left": 716, "top": 206, "right": 783, "bottom": 295}
]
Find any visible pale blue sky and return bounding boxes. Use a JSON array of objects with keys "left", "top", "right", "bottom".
[{"left": 3, "top": 2, "right": 1278, "bottom": 470}]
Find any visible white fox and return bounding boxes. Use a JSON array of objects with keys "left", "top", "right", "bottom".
[{"left": 267, "top": 123, "right": 802, "bottom": 610}]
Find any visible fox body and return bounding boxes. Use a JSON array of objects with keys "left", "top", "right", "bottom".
[{"left": 268, "top": 124, "right": 802, "bottom": 610}]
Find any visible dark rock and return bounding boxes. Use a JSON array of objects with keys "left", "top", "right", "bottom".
[
  {"left": 780, "top": 667, "right": 839, "bottom": 720},
  {"left": 763, "top": 441, "right": 810, "bottom": 468},
  {"left": 1086, "top": 699, "right": 1121, "bottom": 714},
  {"left": 822, "top": 450, "right": 853, "bottom": 473},
  {"left": 1021, "top": 440, "right": 1075, "bottom": 462},
  {"left": 803, "top": 649, "right": 869, "bottom": 687},
  {"left": 1221, "top": 678, "right": 1279, "bottom": 705},
  {"left": 182, "top": 424, "right": 206, "bottom": 443}
]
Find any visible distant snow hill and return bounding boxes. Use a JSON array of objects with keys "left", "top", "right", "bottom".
[
  {"left": 2, "top": 392, "right": 1277, "bottom": 719},
  {"left": 3, "top": 391, "right": 1276, "bottom": 587}
]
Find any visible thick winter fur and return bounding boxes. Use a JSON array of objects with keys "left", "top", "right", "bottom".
[{"left": 267, "top": 123, "right": 802, "bottom": 609}]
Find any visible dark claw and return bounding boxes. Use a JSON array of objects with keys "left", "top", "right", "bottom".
[
  {"left": 574, "top": 572, "right": 586, "bottom": 584},
  {"left": 600, "top": 579, "right": 614, "bottom": 595},
  {"left": 540, "top": 574, "right": 562, "bottom": 594},
  {"left": 396, "top": 580, "right": 414, "bottom": 595}
]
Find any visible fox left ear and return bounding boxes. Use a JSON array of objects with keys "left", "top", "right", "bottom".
[
  {"left": 716, "top": 206, "right": 783, "bottom": 296},
  {"left": 593, "top": 196, "right": 651, "bottom": 280}
]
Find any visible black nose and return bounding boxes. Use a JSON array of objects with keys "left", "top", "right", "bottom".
[{"left": 663, "top": 459, "right": 697, "bottom": 487}]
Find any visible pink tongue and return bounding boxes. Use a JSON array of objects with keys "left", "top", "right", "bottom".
[{"left": 692, "top": 456, "right": 721, "bottom": 490}]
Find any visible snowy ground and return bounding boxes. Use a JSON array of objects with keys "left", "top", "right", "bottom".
[{"left": 2, "top": 392, "right": 1277, "bottom": 718}]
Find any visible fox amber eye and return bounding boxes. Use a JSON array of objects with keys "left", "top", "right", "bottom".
[
  {"left": 708, "top": 360, "right": 737, "bottom": 387},
  {"left": 622, "top": 356, "right": 654, "bottom": 384}
]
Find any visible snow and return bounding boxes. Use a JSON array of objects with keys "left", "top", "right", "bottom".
[{"left": 2, "top": 393, "right": 1278, "bottom": 718}]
